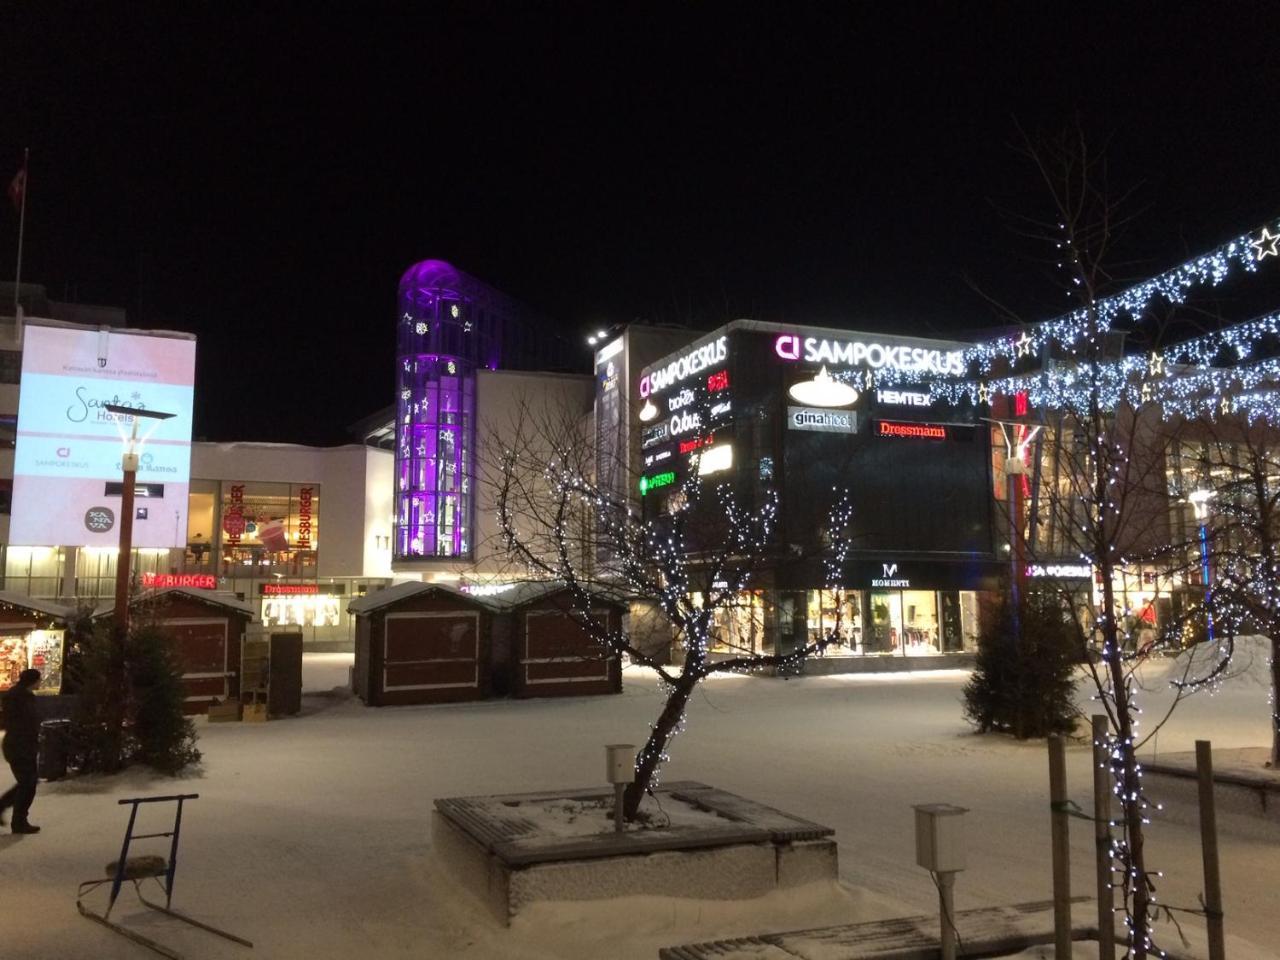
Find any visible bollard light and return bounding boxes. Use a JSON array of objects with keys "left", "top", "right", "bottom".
[
  {"left": 914, "top": 803, "right": 968, "bottom": 873},
  {"left": 913, "top": 803, "right": 968, "bottom": 960},
  {"left": 605, "top": 744, "right": 635, "bottom": 833}
]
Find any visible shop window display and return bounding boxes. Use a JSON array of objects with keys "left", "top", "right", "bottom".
[
  {"left": 807, "top": 589, "right": 862, "bottom": 652},
  {"left": 219, "top": 481, "right": 319, "bottom": 575},
  {"left": 0, "top": 630, "right": 64, "bottom": 693}
]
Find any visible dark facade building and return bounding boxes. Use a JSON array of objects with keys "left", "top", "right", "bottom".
[{"left": 633, "top": 320, "right": 1003, "bottom": 668}]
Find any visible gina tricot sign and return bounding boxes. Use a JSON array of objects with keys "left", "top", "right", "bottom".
[
  {"left": 774, "top": 334, "right": 964, "bottom": 376},
  {"left": 788, "top": 406, "right": 857, "bottom": 433},
  {"left": 640, "top": 337, "right": 728, "bottom": 398}
]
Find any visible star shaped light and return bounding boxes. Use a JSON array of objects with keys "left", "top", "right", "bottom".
[
  {"left": 1250, "top": 226, "right": 1280, "bottom": 261},
  {"left": 863, "top": 369, "right": 873, "bottom": 390},
  {"left": 1221, "top": 395, "right": 1232, "bottom": 416},
  {"left": 1140, "top": 382, "right": 1152, "bottom": 404},
  {"left": 1014, "top": 332, "right": 1034, "bottom": 358},
  {"left": 1148, "top": 352, "right": 1164, "bottom": 376},
  {"left": 977, "top": 382, "right": 991, "bottom": 405}
]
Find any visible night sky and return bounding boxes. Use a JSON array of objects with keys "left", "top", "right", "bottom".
[{"left": 4, "top": 5, "right": 1280, "bottom": 443}]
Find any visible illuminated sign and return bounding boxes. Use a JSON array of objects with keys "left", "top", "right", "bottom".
[
  {"left": 870, "top": 562, "right": 911, "bottom": 588},
  {"left": 679, "top": 435, "right": 714, "bottom": 455},
  {"left": 640, "top": 336, "right": 728, "bottom": 398},
  {"left": 668, "top": 388, "right": 696, "bottom": 412},
  {"left": 297, "top": 486, "right": 314, "bottom": 550},
  {"left": 1026, "top": 563, "right": 1092, "bottom": 579},
  {"left": 10, "top": 323, "right": 196, "bottom": 548},
  {"left": 788, "top": 406, "right": 857, "bottom": 434},
  {"left": 641, "top": 421, "right": 669, "bottom": 449},
  {"left": 460, "top": 582, "right": 517, "bottom": 597},
  {"left": 696, "top": 443, "right": 734, "bottom": 476},
  {"left": 644, "top": 449, "right": 673, "bottom": 466},
  {"left": 142, "top": 572, "right": 217, "bottom": 590},
  {"left": 262, "top": 582, "right": 320, "bottom": 596},
  {"left": 876, "top": 389, "right": 931, "bottom": 407},
  {"left": 668, "top": 410, "right": 702, "bottom": 437},
  {"left": 775, "top": 334, "right": 964, "bottom": 376},
  {"left": 877, "top": 420, "right": 946, "bottom": 440},
  {"left": 639, "top": 472, "right": 676, "bottom": 495},
  {"left": 707, "top": 370, "right": 730, "bottom": 392}
]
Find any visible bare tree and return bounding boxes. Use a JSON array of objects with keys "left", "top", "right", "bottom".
[
  {"left": 485, "top": 394, "right": 854, "bottom": 819},
  {"left": 1178, "top": 414, "right": 1280, "bottom": 765},
  {"left": 994, "top": 127, "right": 1235, "bottom": 958}
]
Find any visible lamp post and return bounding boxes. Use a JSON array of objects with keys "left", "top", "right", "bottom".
[
  {"left": 104, "top": 404, "right": 176, "bottom": 637},
  {"left": 1188, "top": 488, "right": 1216, "bottom": 642}
]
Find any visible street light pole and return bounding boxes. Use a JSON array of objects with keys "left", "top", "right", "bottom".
[
  {"left": 1189, "top": 489, "right": 1216, "bottom": 643},
  {"left": 104, "top": 405, "right": 177, "bottom": 638}
]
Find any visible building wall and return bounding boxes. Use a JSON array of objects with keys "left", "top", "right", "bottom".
[{"left": 391, "top": 368, "right": 594, "bottom": 580}]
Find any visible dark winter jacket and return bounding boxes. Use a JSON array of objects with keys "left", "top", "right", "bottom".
[{"left": 1, "top": 685, "right": 40, "bottom": 761}]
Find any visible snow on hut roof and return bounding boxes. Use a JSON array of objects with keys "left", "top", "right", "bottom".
[
  {"left": 0, "top": 591, "right": 77, "bottom": 619},
  {"left": 91, "top": 588, "right": 256, "bottom": 618},
  {"left": 347, "top": 579, "right": 628, "bottom": 615}
]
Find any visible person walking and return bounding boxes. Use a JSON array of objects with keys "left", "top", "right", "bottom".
[{"left": 1, "top": 668, "right": 42, "bottom": 834}]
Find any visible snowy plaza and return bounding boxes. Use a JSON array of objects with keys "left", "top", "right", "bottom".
[{"left": 3, "top": 652, "right": 1277, "bottom": 960}]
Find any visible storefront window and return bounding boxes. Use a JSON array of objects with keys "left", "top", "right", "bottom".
[
  {"left": 0, "top": 629, "right": 64, "bottom": 693},
  {"left": 807, "top": 589, "right": 862, "bottom": 651},
  {"left": 261, "top": 595, "right": 341, "bottom": 629},
  {"left": 219, "top": 481, "right": 319, "bottom": 576}
]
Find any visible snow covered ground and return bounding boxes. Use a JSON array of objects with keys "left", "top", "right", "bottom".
[{"left": 2, "top": 648, "right": 1277, "bottom": 959}]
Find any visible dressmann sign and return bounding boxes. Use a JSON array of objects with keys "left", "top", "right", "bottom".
[
  {"left": 775, "top": 333, "right": 964, "bottom": 376},
  {"left": 10, "top": 322, "right": 196, "bottom": 547}
]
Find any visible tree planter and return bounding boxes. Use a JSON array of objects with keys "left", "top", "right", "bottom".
[{"left": 432, "top": 781, "right": 837, "bottom": 924}]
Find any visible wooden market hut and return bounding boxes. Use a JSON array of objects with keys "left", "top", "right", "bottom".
[
  {"left": 499, "top": 582, "right": 624, "bottom": 699},
  {"left": 0, "top": 591, "right": 75, "bottom": 695},
  {"left": 97, "top": 588, "right": 255, "bottom": 715},
  {"left": 349, "top": 581, "right": 625, "bottom": 706},
  {"left": 349, "top": 581, "right": 500, "bottom": 706}
]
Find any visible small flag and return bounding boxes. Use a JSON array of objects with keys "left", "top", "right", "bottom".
[{"left": 8, "top": 163, "right": 26, "bottom": 211}]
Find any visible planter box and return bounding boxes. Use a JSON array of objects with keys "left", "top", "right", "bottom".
[
  {"left": 433, "top": 781, "right": 837, "bottom": 924},
  {"left": 207, "top": 700, "right": 242, "bottom": 723}
]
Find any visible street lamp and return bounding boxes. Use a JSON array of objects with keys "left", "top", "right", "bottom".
[
  {"left": 105, "top": 404, "right": 176, "bottom": 637},
  {"left": 1188, "top": 488, "right": 1216, "bottom": 642}
]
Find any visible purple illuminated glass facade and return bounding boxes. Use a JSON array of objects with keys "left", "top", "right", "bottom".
[{"left": 395, "top": 260, "right": 564, "bottom": 562}]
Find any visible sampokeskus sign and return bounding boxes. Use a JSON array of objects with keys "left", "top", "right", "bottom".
[
  {"left": 775, "top": 334, "right": 964, "bottom": 376},
  {"left": 640, "top": 336, "right": 728, "bottom": 398}
]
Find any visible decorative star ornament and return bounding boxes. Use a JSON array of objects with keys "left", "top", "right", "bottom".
[
  {"left": 1148, "top": 351, "right": 1164, "bottom": 376},
  {"left": 1220, "top": 394, "right": 1232, "bottom": 416},
  {"left": 1014, "top": 332, "right": 1034, "bottom": 358},
  {"left": 1250, "top": 226, "right": 1280, "bottom": 261},
  {"left": 1140, "top": 381, "right": 1152, "bottom": 404},
  {"left": 977, "top": 382, "right": 991, "bottom": 405},
  {"left": 863, "top": 369, "right": 873, "bottom": 390}
]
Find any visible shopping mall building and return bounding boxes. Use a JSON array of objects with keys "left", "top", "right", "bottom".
[{"left": 0, "top": 274, "right": 1213, "bottom": 667}]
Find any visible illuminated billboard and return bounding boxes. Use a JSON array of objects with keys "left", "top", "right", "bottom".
[{"left": 10, "top": 322, "right": 197, "bottom": 547}]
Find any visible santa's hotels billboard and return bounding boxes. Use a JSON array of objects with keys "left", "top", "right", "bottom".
[{"left": 9, "top": 322, "right": 197, "bottom": 548}]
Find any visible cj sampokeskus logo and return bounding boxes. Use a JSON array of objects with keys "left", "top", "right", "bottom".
[{"left": 56, "top": 446, "right": 71, "bottom": 458}]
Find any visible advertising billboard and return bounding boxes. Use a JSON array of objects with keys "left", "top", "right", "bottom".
[{"left": 10, "top": 322, "right": 197, "bottom": 548}]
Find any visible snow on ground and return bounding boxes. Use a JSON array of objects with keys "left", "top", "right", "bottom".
[{"left": 2, "top": 650, "right": 1277, "bottom": 959}]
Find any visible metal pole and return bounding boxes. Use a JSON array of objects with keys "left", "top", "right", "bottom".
[
  {"left": 13, "top": 148, "right": 28, "bottom": 318},
  {"left": 1195, "top": 740, "right": 1226, "bottom": 960},
  {"left": 1048, "top": 734, "right": 1072, "bottom": 959},
  {"left": 1092, "top": 715, "right": 1116, "bottom": 960},
  {"left": 113, "top": 464, "right": 137, "bottom": 638},
  {"left": 938, "top": 870, "right": 957, "bottom": 960}
]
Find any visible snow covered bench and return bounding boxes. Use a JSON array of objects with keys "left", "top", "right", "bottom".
[{"left": 658, "top": 897, "right": 1096, "bottom": 959}]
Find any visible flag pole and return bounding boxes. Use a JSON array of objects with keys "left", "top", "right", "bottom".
[{"left": 13, "top": 148, "right": 29, "bottom": 324}]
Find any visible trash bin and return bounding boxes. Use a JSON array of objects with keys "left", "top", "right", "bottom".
[{"left": 38, "top": 719, "right": 71, "bottom": 781}]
